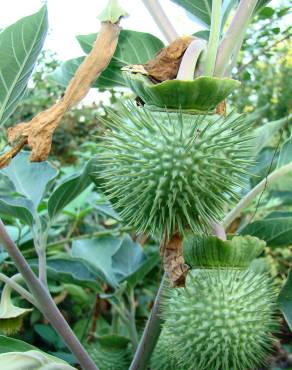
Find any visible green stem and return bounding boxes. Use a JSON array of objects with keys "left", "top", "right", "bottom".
[
  {"left": 223, "top": 162, "right": 292, "bottom": 229},
  {"left": 204, "top": 0, "right": 222, "bottom": 76},
  {"left": 0, "top": 219, "right": 98, "bottom": 370},
  {"left": 214, "top": 0, "right": 258, "bottom": 77},
  {"left": 129, "top": 273, "right": 166, "bottom": 370},
  {"left": 127, "top": 289, "right": 139, "bottom": 350}
]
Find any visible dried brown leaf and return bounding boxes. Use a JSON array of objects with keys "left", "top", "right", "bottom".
[
  {"left": 0, "top": 21, "right": 121, "bottom": 167},
  {"left": 144, "top": 36, "right": 194, "bottom": 82}
]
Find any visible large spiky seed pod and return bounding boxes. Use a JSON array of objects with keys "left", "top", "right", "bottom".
[
  {"left": 162, "top": 269, "right": 277, "bottom": 370},
  {"left": 97, "top": 103, "right": 251, "bottom": 238},
  {"left": 150, "top": 329, "right": 179, "bottom": 370}
]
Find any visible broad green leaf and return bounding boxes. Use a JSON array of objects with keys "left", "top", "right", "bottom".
[
  {"left": 48, "top": 160, "right": 94, "bottom": 219},
  {"left": 52, "top": 30, "right": 164, "bottom": 88},
  {"left": 278, "top": 136, "right": 292, "bottom": 168},
  {"left": 170, "top": 0, "right": 237, "bottom": 29},
  {"left": 0, "top": 336, "right": 37, "bottom": 354},
  {"left": 240, "top": 214, "right": 292, "bottom": 247},
  {"left": 171, "top": 0, "right": 271, "bottom": 29},
  {"left": 125, "top": 252, "right": 160, "bottom": 289},
  {"left": 0, "top": 350, "right": 76, "bottom": 370},
  {"left": 72, "top": 236, "right": 122, "bottom": 287},
  {"left": 1, "top": 152, "right": 57, "bottom": 208},
  {"left": 29, "top": 256, "right": 101, "bottom": 290},
  {"left": 0, "top": 6, "right": 48, "bottom": 125},
  {"left": 0, "top": 196, "right": 34, "bottom": 226},
  {"left": 278, "top": 269, "right": 292, "bottom": 331},
  {"left": 112, "top": 235, "right": 146, "bottom": 281},
  {"left": 71, "top": 235, "right": 147, "bottom": 287}
]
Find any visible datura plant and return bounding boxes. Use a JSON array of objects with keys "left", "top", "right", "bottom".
[{"left": 0, "top": 1, "right": 290, "bottom": 370}]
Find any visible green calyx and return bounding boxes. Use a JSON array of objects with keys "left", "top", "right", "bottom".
[
  {"left": 183, "top": 234, "right": 266, "bottom": 269},
  {"left": 123, "top": 71, "right": 240, "bottom": 113},
  {"left": 97, "top": 103, "right": 252, "bottom": 238},
  {"left": 162, "top": 269, "right": 278, "bottom": 370}
]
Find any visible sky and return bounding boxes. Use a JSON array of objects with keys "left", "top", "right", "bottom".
[{"left": 0, "top": 0, "right": 201, "bottom": 61}]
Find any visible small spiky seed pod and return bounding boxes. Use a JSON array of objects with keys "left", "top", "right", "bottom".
[
  {"left": 162, "top": 269, "right": 277, "bottom": 370},
  {"left": 97, "top": 103, "right": 251, "bottom": 238}
]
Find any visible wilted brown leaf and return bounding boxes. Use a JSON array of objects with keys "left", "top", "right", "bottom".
[
  {"left": 144, "top": 36, "right": 194, "bottom": 82},
  {"left": 0, "top": 21, "right": 121, "bottom": 167}
]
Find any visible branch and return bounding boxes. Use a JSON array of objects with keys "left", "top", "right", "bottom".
[
  {"left": 223, "top": 162, "right": 292, "bottom": 229},
  {"left": 0, "top": 219, "right": 98, "bottom": 370},
  {"left": 129, "top": 273, "right": 166, "bottom": 370},
  {"left": 142, "top": 0, "right": 178, "bottom": 43},
  {"left": 214, "top": 0, "right": 258, "bottom": 77}
]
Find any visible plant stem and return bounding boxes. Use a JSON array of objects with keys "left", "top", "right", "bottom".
[
  {"left": 223, "top": 162, "right": 292, "bottom": 229},
  {"left": 142, "top": 0, "right": 178, "bottom": 42},
  {"left": 214, "top": 0, "right": 258, "bottom": 77},
  {"left": 204, "top": 0, "right": 222, "bottom": 76},
  {"left": 0, "top": 219, "right": 98, "bottom": 370},
  {"left": 128, "top": 288, "right": 139, "bottom": 351},
  {"left": 129, "top": 273, "right": 166, "bottom": 370},
  {"left": 0, "top": 273, "right": 36, "bottom": 307},
  {"left": 176, "top": 39, "right": 207, "bottom": 80}
]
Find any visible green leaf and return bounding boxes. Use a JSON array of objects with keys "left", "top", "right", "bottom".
[
  {"left": 240, "top": 214, "right": 292, "bottom": 247},
  {"left": 0, "top": 196, "right": 34, "bottom": 226},
  {"left": 71, "top": 236, "right": 122, "bottom": 287},
  {"left": 170, "top": 0, "right": 237, "bottom": 29},
  {"left": 1, "top": 152, "right": 57, "bottom": 208},
  {"left": 98, "top": 0, "right": 128, "bottom": 23},
  {"left": 29, "top": 256, "right": 101, "bottom": 290},
  {"left": 112, "top": 235, "right": 146, "bottom": 282},
  {"left": 255, "top": 0, "right": 272, "bottom": 12},
  {"left": 52, "top": 30, "right": 164, "bottom": 89},
  {"left": 125, "top": 253, "right": 160, "bottom": 289},
  {"left": 0, "top": 336, "right": 37, "bottom": 354},
  {"left": 278, "top": 136, "right": 292, "bottom": 168},
  {"left": 34, "top": 324, "right": 66, "bottom": 350},
  {"left": 48, "top": 160, "right": 93, "bottom": 219},
  {"left": 71, "top": 235, "right": 147, "bottom": 287},
  {"left": 278, "top": 268, "right": 292, "bottom": 331},
  {"left": 0, "top": 6, "right": 48, "bottom": 125}
]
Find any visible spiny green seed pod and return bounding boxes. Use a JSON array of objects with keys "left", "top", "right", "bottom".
[
  {"left": 150, "top": 329, "right": 178, "bottom": 370},
  {"left": 85, "top": 336, "right": 130, "bottom": 370},
  {"left": 97, "top": 103, "right": 251, "bottom": 238},
  {"left": 162, "top": 269, "right": 277, "bottom": 370}
]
